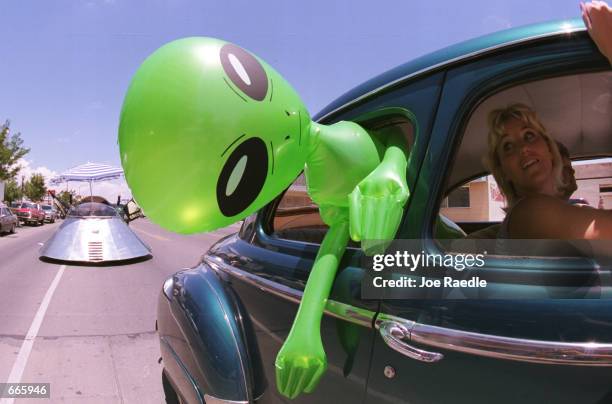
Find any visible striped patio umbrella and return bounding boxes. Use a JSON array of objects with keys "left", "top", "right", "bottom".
[{"left": 50, "top": 162, "right": 124, "bottom": 196}]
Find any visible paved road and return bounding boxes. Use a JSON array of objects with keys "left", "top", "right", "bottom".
[{"left": 0, "top": 218, "right": 241, "bottom": 403}]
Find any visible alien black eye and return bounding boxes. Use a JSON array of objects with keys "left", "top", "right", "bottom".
[
  {"left": 217, "top": 137, "right": 268, "bottom": 217},
  {"left": 220, "top": 44, "right": 268, "bottom": 101}
]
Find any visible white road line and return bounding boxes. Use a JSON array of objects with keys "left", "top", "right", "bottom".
[{"left": 1, "top": 265, "right": 66, "bottom": 404}]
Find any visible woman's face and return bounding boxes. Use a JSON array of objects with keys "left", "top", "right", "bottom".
[{"left": 497, "top": 117, "right": 555, "bottom": 198}]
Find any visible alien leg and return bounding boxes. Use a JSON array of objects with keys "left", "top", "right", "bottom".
[{"left": 275, "top": 215, "right": 349, "bottom": 399}]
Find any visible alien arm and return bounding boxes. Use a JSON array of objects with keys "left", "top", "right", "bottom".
[
  {"left": 349, "top": 127, "right": 410, "bottom": 250},
  {"left": 275, "top": 216, "right": 349, "bottom": 398},
  {"left": 379, "top": 126, "right": 410, "bottom": 169},
  {"left": 291, "top": 219, "right": 349, "bottom": 328}
]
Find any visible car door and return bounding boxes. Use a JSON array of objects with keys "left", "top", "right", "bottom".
[
  {"left": 0, "top": 207, "right": 8, "bottom": 232},
  {"left": 208, "top": 71, "right": 445, "bottom": 403},
  {"left": 364, "top": 27, "right": 612, "bottom": 404}
]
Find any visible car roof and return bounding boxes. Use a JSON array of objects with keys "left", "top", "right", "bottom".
[{"left": 315, "top": 18, "right": 585, "bottom": 122}]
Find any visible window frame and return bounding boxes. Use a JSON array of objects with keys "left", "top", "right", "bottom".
[
  {"left": 262, "top": 107, "right": 420, "bottom": 247},
  {"left": 414, "top": 32, "right": 612, "bottom": 287}
]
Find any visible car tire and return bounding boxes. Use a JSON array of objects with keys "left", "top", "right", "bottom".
[
  {"left": 162, "top": 370, "right": 181, "bottom": 404},
  {"left": 10, "top": 224, "right": 15, "bottom": 234}
]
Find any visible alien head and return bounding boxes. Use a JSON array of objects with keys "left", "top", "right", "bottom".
[{"left": 119, "top": 37, "right": 311, "bottom": 233}]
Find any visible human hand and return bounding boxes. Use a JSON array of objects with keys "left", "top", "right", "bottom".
[{"left": 581, "top": 1, "right": 612, "bottom": 65}]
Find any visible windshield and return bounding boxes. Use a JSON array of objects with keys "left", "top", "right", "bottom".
[
  {"left": 41, "top": 205, "right": 53, "bottom": 211},
  {"left": 68, "top": 202, "right": 118, "bottom": 217},
  {"left": 19, "top": 203, "right": 36, "bottom": 209}
]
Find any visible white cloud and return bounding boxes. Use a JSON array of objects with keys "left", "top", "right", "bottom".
[
  {"left": 15, "top": 158, "right": 133, "bottom": 203},
  {"left": 50, "top": 177, "right": 132, "bottom": 204},
  {"left": 15, "top": 158, "right": 58, "bottom": 186}
]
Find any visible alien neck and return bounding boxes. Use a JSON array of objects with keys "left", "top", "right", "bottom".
[{"left": 305, "top": 122, "right": 322, "bottom": 160}]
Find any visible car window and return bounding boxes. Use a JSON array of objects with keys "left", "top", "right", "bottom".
[
  {"left": 20, "top": 203, "right": 36, "bottom": 209},
  {"left": 434, "top": 70, "right": 612, "bottom": 259},
  {"left": 271, "top": 173, "right": 328, "bottom": 244},
  {"left": 270, "top": 111, "right": 416, "bottom": 245}
]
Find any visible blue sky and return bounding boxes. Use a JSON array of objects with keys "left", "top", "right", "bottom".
[{"left": 0, "top": 0, "right": 584, "bottom": 180}]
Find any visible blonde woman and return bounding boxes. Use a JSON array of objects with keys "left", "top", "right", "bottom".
[{"left": 485, "top": 103, "right": 612, "bottom": 239}]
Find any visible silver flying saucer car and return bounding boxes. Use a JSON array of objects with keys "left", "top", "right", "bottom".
[{"left": 40, "top": 200, "right": 151, "bottom": 264}]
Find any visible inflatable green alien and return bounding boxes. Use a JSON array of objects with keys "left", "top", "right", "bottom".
[{"left": 119, "top": 37, "right": 409, "bottom": 399}]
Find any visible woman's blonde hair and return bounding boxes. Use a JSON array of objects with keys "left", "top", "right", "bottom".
[{"left": 484, "top": 103, "right": 566, "bottom": 207}]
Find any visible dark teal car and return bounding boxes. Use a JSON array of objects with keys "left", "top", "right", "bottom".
[{"left": 158, "top": 19, "right": 612, "bottom": 404}]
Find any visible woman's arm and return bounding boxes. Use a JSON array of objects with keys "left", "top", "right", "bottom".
[
  {"left": 581, "top": 1, "right": 612, "bottom": 65},
  {"left": 509, "top": 195, "right": 612, "bottom": 239}
]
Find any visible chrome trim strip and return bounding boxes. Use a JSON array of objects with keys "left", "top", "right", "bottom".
[
  {"left": 204, "top": 254, "right": 375, "bottom": 328},
  {"left": 203, "top": 394, "right": 248, "bottom": 404},
  {"left": 317, "top": 26, "right": 585, "bottom": 122},
  {"left": 376, "top": 313, "right": 612, "bottom": 366}
]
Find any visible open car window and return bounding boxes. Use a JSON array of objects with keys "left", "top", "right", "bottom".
[
  {"left": 434, "top": 70, "right": 612, "bottom": 259},
  {"left": 272, "top": 173, "right": 327, "bottom": 244},
  {"left": 269, "top": 110, "right": 416, "bottom": 245}
]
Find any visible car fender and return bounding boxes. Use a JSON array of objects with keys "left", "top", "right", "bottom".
[{"left": 158, "top": 262, "right": 265, "bottom": 403}]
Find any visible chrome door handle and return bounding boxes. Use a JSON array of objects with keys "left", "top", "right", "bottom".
[
  {"left": 378, "top": 320, "right": 444, "bottom": 363},
  {"left": 377, "top": 314, "right": 612, "bottom": 366}
]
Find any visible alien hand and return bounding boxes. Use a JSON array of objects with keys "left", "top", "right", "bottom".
[
  {"left": 275, "top": 332, "right": 327, "bottom": 399},
  {"left": 349, "top": 161, "right": 409, "bottom": 255}
]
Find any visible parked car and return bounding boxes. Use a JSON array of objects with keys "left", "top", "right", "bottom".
[
  {"left": 9, "top": 201, "right": 20, "bottom": 214},
  {"left": 14, "top": 202, "right": 45, "bottom": 226},
  {"left": 8, "top": 202, "right": 22, "bottom": 227},
  {"left": 41, "top": 204, "right": 58, "bottom": 223},
  {"left": 0, "top": 205, "right": 18, "bottom": 235},
  {"left": 157, "top": 20, "right": 612, "bottom": 404}
]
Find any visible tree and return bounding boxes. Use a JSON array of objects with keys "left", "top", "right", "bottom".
[
  {"left": 57, "top": 189, "right": 77, "bottom": 207},
  {"left": 24, "top": 173, "right": 46, "bottom": 201},
  {"left": 3, "top": 178, "right": 22, "bottom": 203},
  {"left": 0, "top": 120, "right": 30, "bottom": 181}
]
